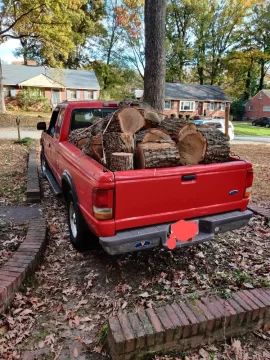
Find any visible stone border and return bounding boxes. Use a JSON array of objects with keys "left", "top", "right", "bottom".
[
  {"left": 0, "top": 218, "right": 47, "bottom": 312},
  {"left": 108, "top": 289, "right": 270, "bottom": 360},
  {"left": 248, "top": 203, "right": 270, "bottom": 219},
  {"left": 27, "top": 148, "right": 41, "bottom": 203}
]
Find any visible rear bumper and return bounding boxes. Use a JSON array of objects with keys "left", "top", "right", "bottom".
[{"left": 99, "top": 210, "right": 253, "bottom": 255}]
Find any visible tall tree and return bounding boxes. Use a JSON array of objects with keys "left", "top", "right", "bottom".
[
  {"left": 144, "top": 0, "right": 167, "bottom": 111},
  {"left": 0, "top": 60, "right": 6, "bottom": 113}
]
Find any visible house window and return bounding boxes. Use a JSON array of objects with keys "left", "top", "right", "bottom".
[
  {"left": 67, "top": 89, "right": 76, "bottom": 99},
  {"left": 3, "top": 86, "right": 10, "bottom": 97},
  {"left": 263, "top": 106, "right": 270, "bottom": 112},
  {"left": 180, "top": 101, "right": 194, "bottom": 111},
  {"left": 209, "top": 102, "right": 216, "bottom": 111},
  {"left": 220, "top": 103, "right": 225, "bottom": 111},
  {"left": 248, "top": 105, "right": 253, "bottom": 111},
  {"left": 84, "top": 90, "right": 93, "bottom": 100},
  {"left": 164, "top": 100, "right": 171, "bottom": 110}
]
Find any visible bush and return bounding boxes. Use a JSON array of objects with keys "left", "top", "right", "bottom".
[
  {"left": 16, "top": 88, "right": 50, "bottom": 112},
  {"left": 186, "top": 114, "right": 190, "bottom": 121},
  {"left": 15, "top": 137, "right": 33, "bottom": 146}
]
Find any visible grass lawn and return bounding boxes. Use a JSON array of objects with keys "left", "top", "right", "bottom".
[{"left": 233, "top": 122, "right": 270, "bottom": 136}]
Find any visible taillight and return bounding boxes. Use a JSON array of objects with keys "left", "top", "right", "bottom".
[
  {"left": 92, "top": 189, "right": 114, "bottom": 220},
  {"left": 244, "top": 169, "right": 253, "bottom": 198}
]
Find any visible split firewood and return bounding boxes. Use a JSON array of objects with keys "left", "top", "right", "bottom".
[
  {"left": 103, "top": 132, "right": 135, "bottom": 167},
  {"left": 110, "top": 153, "right": 134, "bottom": 171},
  {"left": 199, "top": 128, "right": 230, "bottom": 164},
  {"left": 135, "top": 128, "right": 171, "bottom": 143},
  {"left": 136, "top": 142, "right": 180, "bottom": 169},
  {"left": 82, "top": 135, "right": 103, "bottom": 163}
]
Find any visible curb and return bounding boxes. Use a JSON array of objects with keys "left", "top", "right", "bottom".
[
  {"left": 248, "top": 203, "right": 270, "bottom": 219},
  {"left": 0, "top": 218, "right": 47, "bottom": 312},
  {"left": 108, "top": 289, "right": 270, "bottom": 360},
  {"left": 27, "top": 148, "right": 41, "bottom": 203}
]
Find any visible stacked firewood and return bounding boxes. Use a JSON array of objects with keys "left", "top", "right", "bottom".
[{"left": 68, "top": 100, "right": 230, "bottom": 171}]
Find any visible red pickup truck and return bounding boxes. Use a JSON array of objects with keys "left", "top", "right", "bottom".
[{"left": 37, "top": 100, "right": 253, "bottom": 255}]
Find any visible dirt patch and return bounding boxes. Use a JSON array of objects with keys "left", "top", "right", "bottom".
[
  {"left": 231, "top": 143, "right": 270, "bottom": 203},
  {"left": 0, "top": 220, "right": 27, "bottom": 268},
  {"left": 0, "top": 112, "right": 50, "bottom": 128}
]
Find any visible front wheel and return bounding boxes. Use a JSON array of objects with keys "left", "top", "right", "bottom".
[
  {"left": 265, "top": 124, "right": 270, "bottom": 128},
  {"left": 252, "top": 122, "right": 256, "bottom": 126},
  {"left": 40, "top": 151, "right": 48, "bottom": 179},
  {"left": 67, "top": 191, "right": 98, "bottom": 252}
]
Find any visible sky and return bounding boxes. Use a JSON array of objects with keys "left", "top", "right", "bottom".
[{"left": 0, "top": 39, "right": 23, "bottom": 63}]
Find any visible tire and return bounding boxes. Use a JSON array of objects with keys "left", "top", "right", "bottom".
[
  {"left": 252, "top": 122, "right": 256, "bottom": 126},
  {"left": 66, "top": 191, "right": 98, "bottom": 252},
  {"left": 40, "top": 151, "right": 48, "bottom": 179},
  {"left": 265, "top": 124, "right": 270, "bottom": 128}
]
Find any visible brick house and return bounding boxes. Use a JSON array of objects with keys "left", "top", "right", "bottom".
[
  {"left": 2, "top": 61, "right": 100, "bottom": 107},
  {"left": 245, "top": 90, "right": 270, "bottom": 120},
  {"left": 135, "top": 83, "right": 231, "bottom": 117}
]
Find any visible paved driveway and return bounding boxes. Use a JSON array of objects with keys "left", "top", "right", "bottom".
[
  {"left": 0, "top": 129, "right": 42, "bottom": 139},
  {"left": 234, "top": 135, "right": 270, "bottom": 143}
]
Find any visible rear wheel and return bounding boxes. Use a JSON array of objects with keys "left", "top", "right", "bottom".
[
  {"left": 67, "top": 191, "right": 98, "bottom": 252},
  {"left": 265, "top": 123, "right": 270, "bottom": 128},
  {"left": 252, "top": 121, "right": 256, "bottom": 126},
  {"left": 40, "top": 152, "right": 48, "bottom": 179}
]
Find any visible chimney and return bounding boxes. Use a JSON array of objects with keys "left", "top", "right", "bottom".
[{"left": 26, "top": 59, "right": 37, "bottom": 66}]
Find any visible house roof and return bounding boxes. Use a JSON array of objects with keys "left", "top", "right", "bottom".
[
  {"left": 2, "top": 64, "right": 100, "bottom": 90},
  {"left": 165, "top": 83, "right": 231, "bottom": 102},
  {"left": 262, "top": 89, "right": 270, "bottom": 98}
]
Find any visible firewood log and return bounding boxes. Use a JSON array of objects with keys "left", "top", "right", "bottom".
[
  {"left": 82, "top": 135, "right": 103, "bottom": 163},
  {"left": 135, "top": 128, "right": 171, "bottom": 143},
  {"left": 68, "top": 126, "right": 94, "bottom": 146},
  {"left": 159, "top": 117, "right": 195, "bottom": 141},
  {"left": 177, "top": 129, "right": 207, "bottom": 165},
  {"left": 110, "top": 153, "right": 134, "bottom": 171},
  {"left": 103, "top": 132, "right": 135, "bottom": 167},
  {"left": 199, "top": 128, "right": 230, "bottom": 164},
  {"left": 136, "top": 142, "right": 180, "bottom": 169},
  {"left": 105, "top": 107, "right": 145, "bottom": 134}
]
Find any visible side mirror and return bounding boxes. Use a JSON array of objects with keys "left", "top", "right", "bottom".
[{"left": 37, "top": 122, "right": 47, "bottom": 131}]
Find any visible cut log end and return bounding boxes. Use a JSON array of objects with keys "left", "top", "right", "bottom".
[
  {"left": 110, "top": 153, "right": 134, "bottom": 172},
  {"left": 114, "top": 107, "right": 146, "bottom": 134},
  {"left": 178, "top": 132, "right": 207, "bottom": 165}
]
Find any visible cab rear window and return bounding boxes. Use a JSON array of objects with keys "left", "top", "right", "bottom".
[{"left": 70, "top": 108, "right": 117, "bottom": 131}]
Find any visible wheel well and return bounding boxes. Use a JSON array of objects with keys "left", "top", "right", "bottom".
[{"left": 62, "top": 179, "right": 71, "bottom": 201}]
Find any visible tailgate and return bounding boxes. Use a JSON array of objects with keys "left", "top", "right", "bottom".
[{"left": 113, "top": 160, "right": 249, "bottom": 231}]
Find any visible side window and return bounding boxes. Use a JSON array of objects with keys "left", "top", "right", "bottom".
[{"left": 54, "top": 108, "right": 66, "bottom": 139}]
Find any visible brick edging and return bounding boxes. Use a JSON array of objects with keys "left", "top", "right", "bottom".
[
  {"left": 248, "top": 203, "right": 270, "bottom": 219},
  {"left": 0, "top": 218, "right": 47, "bottom": 312},
  {"left": 108, "top": 289, "right": 270, "bottom": 360},
  {"left": 27, "top": 148, "right": 41, "bottom": 203}
]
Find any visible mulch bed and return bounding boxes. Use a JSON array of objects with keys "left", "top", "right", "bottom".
[{"left": 0, "top": 220, "right": 27, "bottom": 268}]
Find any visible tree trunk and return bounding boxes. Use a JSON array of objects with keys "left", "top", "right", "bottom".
[
  {"left": 257, "top": 60, "right": 265, "bottom": 92},
  {"left": 135, "top": 128, "right": 171, "bottom": 143},
  {"left": 0, "top": 61, "right": 6, "bottom": 114},
  {"left": 103, "top": 132, "right": 135, "bottom": 167},
  {"left": 136, "top": 142, "right": 180, "bottom": 169},
  {"left": 110, "top": 153, "right": 134, "bottom": 172},
  {"left": 144, "top": 0, "right": 167, "bottom": 111},
  {"left": 105, "top": 107, "right": 145, "bottom": 134},
  {"left": 199, "top": 128, "right": 230, "bottom": 164}
]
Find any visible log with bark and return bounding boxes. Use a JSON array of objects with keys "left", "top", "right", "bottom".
[
  {"left": 118, "top": 99, "right": 162, "bottom": 126},
  {"left": 68, "top": 126, "right": 94, "bottom": 147},
  {"left": 82, "top": 135, "right": 103, "bottom": 163},
  {"left": 104, "top": 107, "right": 145, "bottom": 134},
  {"left": 136, "top": 142, "right": 180, "bottom": 169},
  {"left": 159, "top": 117, "right": 196, "bottom": 141},
  {"left": 110, "top": 153, "right": 134, "bottom": 171},
  {"left": 103, "top": 132, "right": 135, "bottom": 167},
  {"left": 177, "top": 129, "right": 207, "bottom": 165},
  {"left": 199, "top": 128, "right": 230, "bottom": 164},
  {"left": 135, "top": 128, "right": 171, "bottom": 143}
]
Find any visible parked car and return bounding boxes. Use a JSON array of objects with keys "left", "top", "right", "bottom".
[
  {"left": 252, "top": 117, "right": 270, "bottom": 128},
  {"left": 37, "top": 101, "right": 253, "bottom": 255},
  {"left": 192, "top": 119, "right": 235, "bottom": 140}
]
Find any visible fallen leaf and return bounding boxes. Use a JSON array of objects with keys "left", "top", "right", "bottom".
[
  {"left": 80, "top": 317, "right": 92, "bottom": 322},
  {"left": 56, "top": 302, "right": 63, "bottom": 313},
  {"left": 38, "top": 341, "right": 45, "bottom": 349},
  {"left": 0, "top": 325, "right": 8, "bottom": 335},
  {"left": 50, "top": 225, "right": 57, "bottom": 232},
  {"left": 139, "top": 292, "right": 150, "bottom": 298},
  {"left": 74, "top": 316, "right": 80, "bottom": 327},
  {"left": 73, "top": 347, "right": 78, "bottom": 358},
  {"left": 122, "top": 301, "right": 128, "bottom": 309},
  {"left": 20, "top": 309, "right": 33, "bottom": 316}
]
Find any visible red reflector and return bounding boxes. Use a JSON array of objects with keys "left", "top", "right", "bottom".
[
  {"left": 246, "top": 169, "right": 253, "bottom": 188},
  {"left": 93, "top": 189, "right": 113, "bottom": 208}
]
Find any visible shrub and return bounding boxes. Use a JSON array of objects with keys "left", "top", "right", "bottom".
[
  {"left": 16, "top": 88, "right": 50, "bottom": 112},
  {"left": 186, "top": 114, "right": 191, "bottom": 121},
  {"left": 15, "top": 137, "right": 33, "bottom": 146}
]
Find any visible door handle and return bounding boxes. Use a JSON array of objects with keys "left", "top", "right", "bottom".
[{"left": 182, "top": 174, "right": 196, "bottom": 181}]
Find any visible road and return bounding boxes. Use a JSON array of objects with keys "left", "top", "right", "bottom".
[
  {"left": 0, "top": 129, "right": 43, "bottom": 139},
  {"left": 233, "top": 135, "right": 270, "bottom": 143},
  {"left": 0, "top": 129, "right": 269, "bottom": 143}
]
